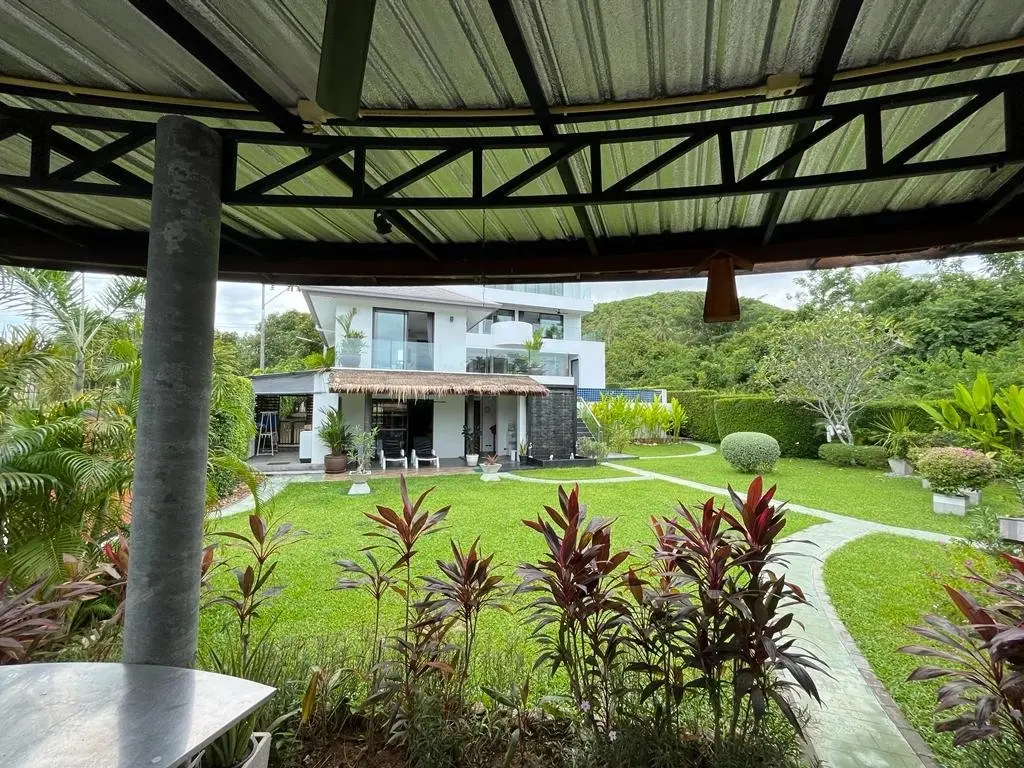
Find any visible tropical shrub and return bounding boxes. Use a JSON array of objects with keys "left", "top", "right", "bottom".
[
  {"left": 853, "top": 400, "right": 935, "bottom": 435},
  {"left": 902, "top": 552, "right": 1024, "bottom": 751},
  {"left": 720, "top": 432, "right": 781, "bottom": 473},
  {"left": 866, "top": 409, "right": 924, "bottom": 460},
  {"left": 665, "top": 397, "right": 687, "bottom": 440},
  {"left": 915, "top": 447, "right": 998, "bottom": 495},
  {"left": 0, "top": 576, "right": 104, "bottom": 664},
  {"left": 713, "top": 395, "right": 820, "bottom": 457},
  {"left": 517, "top": 479, "right": 823, "bottom": 749},
  {"left": 921, "top": 373, "right": 1024, "bottom": 453},
  {"left": 669, "top": 389, "right": 718, "bottom": 442},
  {"left": 817, "top": 443, "right": 890, "bottom": 470},
  {"left": 577, "top": 436, "right": 609, "bottom": 460},
  {"left": 208, "top": 341, "right": 256, "bottom": 498}
]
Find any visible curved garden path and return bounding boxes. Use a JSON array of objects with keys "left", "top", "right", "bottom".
[
  {"left": 613, "top": 440, "right": 718, "bottom": 460},
  {"left": 602, "top": 461, "right": 944, "bottom": 768}
]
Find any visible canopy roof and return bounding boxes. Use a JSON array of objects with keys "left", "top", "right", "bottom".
[
  {"left": 1, "top": 1, "right": 1023, "bottom": 286},
  {"left": 328, "top": 369, "right": 548, "bottom": 400}
]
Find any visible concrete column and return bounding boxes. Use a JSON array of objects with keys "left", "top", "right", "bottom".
[{"left": 123, "top": 116, "right": 222, "bottom": 668}]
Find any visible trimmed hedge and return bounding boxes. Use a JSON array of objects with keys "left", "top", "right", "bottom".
[
  {"left": 669, "top": 389, "right": 719, "bottom": 442},
  {"left": 713, "top": 395, "right": 820, "bottom": 458},
  {"left": 851, "top": 400, "right": 935, "bottom": 436},
  {"left": 818, "top": 443, "right": 890, "bottom": 469}
]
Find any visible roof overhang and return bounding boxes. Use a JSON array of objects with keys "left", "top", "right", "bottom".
[
  {"left": 327, "top": 369, "right": 548, "bottom": 400},
  {"left": 249, "top": 370, "right": 324, "bottom": 396},
  {"left": 1, "top": 2, "right": 1023, "bottom": 287}
]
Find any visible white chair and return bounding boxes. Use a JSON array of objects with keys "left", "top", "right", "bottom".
[
  {"left": 411, "top": 437, "right": 440, "bottom": 469},
  {"left": 377, "top": 439, "right": 407, "bottom": 470}
]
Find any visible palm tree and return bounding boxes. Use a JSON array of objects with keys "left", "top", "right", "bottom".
[{"left": 0, "top": 268, "right": 145, "bottom": 395}]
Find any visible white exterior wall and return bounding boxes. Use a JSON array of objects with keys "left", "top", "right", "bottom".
[
  {"left": 432, "top": 397, "right": 465, "bottom": 459},
  {"left": 332, "top": 297, "right": 468, "bottom": 372},
  {"left": 563, "top": 314, "right": 582, "bottom": 341},
  {"left": 311, "top": 392, "right": 339, "bottom": 465},
  {"left": 341, "top": 393, "right": 367, "bottom": 429}
]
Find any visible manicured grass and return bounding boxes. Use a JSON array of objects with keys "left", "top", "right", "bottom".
[
  {"left": 620, "top": 441, "right": 702, "bottom": 457},
  {"left": 824, "top": 534, "right": 1007, "bottom": 768},
  {"left": 512, "top": 465, "right": 636, "bottom": 480},
  {"left": 205, "top": 475, "right": 822, "bottom": 651},
  {"left": 626, "top": 452, "right": 981, "bottom": 535}
]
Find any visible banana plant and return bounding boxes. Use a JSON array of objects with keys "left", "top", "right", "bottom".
[{"left": 920, "top": 373, "right": 1020, "bottom": 452}]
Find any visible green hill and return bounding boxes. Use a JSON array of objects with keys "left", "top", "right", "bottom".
[{"left": 582, "top": 291, "right": 788, "bottom": 390}]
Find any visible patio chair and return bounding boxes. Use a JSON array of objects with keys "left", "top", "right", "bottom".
[
  {"left": 411, "top": 436, "right": 440, "bottom": 469},
  {"left": 377, "top": 438, "right": 407, "bottom": 470}
]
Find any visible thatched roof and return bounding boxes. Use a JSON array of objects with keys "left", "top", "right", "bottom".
[{"left": 328, "top": 370, "right": 549, "bottom": 400}]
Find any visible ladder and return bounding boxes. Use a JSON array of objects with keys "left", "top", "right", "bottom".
[{"left": 256, "top": 411, "right": 278, "bottom": 456}]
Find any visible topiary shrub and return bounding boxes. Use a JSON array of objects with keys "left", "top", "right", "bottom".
[
  {"left": 669, "top": 389, "right": 718, "bottom": 442},
  {"left": 713, "top": 395, "right": 820, "bottom": 458},
  {"left": 818, "top": 443, "right": 890, "bottom": 469},
  {"left": 916, "top": 447, "right": 998, "bottom": 495},
  {"left": 720, "top": 432, "right": 781, "bottom": 473}
]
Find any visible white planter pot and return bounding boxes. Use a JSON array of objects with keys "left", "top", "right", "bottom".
[
  {"left": 465, "top": 454, "right": 479, "bottom": 467},
  {"left": 998, "top": 516, "right": 1024, "bottom": 543},
  {"left": 480, "top": 463, "right": 502, "bottom": 481},
  {"left": 348, "top": 470, "right": 372, "bottom": 496},
  {"left": 958, "top": 488, "right": 981, "bottom": 506},
  {"left": 933, "top": 492, "right": 968, "bottom": 516},
  {"left": 240, "top": 732, "right": 271, "bottom": 768},
  {"left": 887, "top": 457, "right": 913, "bottom": 476}
]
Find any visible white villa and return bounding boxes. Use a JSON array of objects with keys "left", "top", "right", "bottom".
[{"left": 250, "top": 283, "right": 605, "bottom": 466}]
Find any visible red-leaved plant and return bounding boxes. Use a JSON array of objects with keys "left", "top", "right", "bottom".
[
  {"left": 902, "top": 552, "right": 1024, "bottom": 748},
  {"left": 518, "top": 478, "right": 823, "bottom": 747},
  {"left": 0, "top": 575, "right": 104, "bottom": 663}
]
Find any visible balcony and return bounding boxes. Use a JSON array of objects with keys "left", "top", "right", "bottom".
[
  {"left": 466, "top": 348, "right": 570, "bottom": 377},
  {"left": 371, "top": 339, "right": 434, "bottom": 371}
]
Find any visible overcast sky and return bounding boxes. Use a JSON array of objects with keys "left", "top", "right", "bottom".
[{"left": 0, "top": 255, "right": 981, "bottom": 335}]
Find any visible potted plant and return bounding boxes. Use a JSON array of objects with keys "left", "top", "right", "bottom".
[
  {"left": 916, "top": 446, "right": 998, "bottom": 516},
  {"left": 522, "top": 328, "right": 545, "bottom": 375},
  {"left": 346, "top": 426, "right": 378, "bottom": 495},
  {"left": 996, "top": 451, "right": 1024, "bottom": 544},
  {"left": 462, "top": 424, "right": 481, "bottom": 467},
  {"left": 869, "top": 410, "right": 918, "bottom": 477},
  {"left": 337, "top": 307, "right": 366, "bottom": 367},
  {"left": 316, "top": 406, "right": 351, "bottom": 474},
  {"left": 480, "top": 454, "right": 502, "bottom": 481}
]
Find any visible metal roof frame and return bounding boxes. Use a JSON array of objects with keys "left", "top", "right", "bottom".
[{"left": 1, "top": 1, "right": 1024, "bottom": 284}]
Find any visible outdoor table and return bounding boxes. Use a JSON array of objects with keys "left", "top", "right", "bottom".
[{"left": 0, "top": 662, "right": 275, "bottom": 768}]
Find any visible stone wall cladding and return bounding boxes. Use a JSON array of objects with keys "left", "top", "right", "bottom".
[{"left": 527, "top": 386, "right": 577, "bottom": 459}]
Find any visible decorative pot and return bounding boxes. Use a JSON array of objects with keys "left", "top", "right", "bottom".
[
  {"left": 218, "top": 732, "right": 271, "bottom": 768},
  {"left": 887, "top": 457, "right": 913, "bottom": 476},
  {"left": 480, "top": 463, "right": 502, "bottom": 482},
  {"left": 465, "top": 454, "right": 479, "bottom": 467},
  {"left": 998, "top": 516, "right": 1024, "bottom": 543},
  {"left": 348, "top": 470, "right": 372, "bottom": 495},
  {"left": 324, "top": 453, "right": 348, "bottom": 474},
  {"left": 932, "top": 492, "right": 967, "bottom": 516},
  {"left": 338, "top": 353, "right": 361, "bottom": 367},
  {"left": 958, "top": 488, "right": 981, "bottom": 506}
]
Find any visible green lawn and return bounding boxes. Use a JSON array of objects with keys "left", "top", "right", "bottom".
[
  {"left": 205, "top": 475, "right": 822, "bottom": 653},
  {"left": 512, "top": 465, "right": 636, "bottom": 480},
  {"left": 619, "top": 441, "right": 703, "bottom": 457},
  {"left": 824, "top": 534, "right": 1009, "bottom": 768},
  {"left": 623, "top": 452, "right": 1006, "bottom": 536}
]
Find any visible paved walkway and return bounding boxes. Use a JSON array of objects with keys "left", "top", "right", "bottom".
[
  {"left": 599, "top": 462, "right": 945, "bottom": 768},
  {"left": 211, "top": 473, "right": 321, "bottom": 519}
]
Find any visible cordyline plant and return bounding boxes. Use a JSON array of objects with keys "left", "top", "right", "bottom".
[
  {"left": 518, "top": 478, "right": 824, "bottom": 748},
  {"left": 517, "top": 484, "right": 632, "bottom": 733},
  {"left": 0, "top": 575, "right": 103, "bottom": 663},
  {"left": 902, "top": 552, "right": 1024, "bottom": 749}
]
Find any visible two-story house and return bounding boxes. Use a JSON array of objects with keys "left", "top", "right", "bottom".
[{"left": 251, "top": 283, "right": 605, "bottom": 467}]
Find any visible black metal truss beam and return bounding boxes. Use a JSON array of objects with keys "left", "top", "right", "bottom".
[
  {"left": 487, "top": 0, "right": 600, "bottom": 256},
  {"left": 2, "top": 72, "right": 1023, "bottom": 212},
  {"left": 2, "top": 198, "right": 1022, "bottom": 285},
  {"left": 979, "top": 80, "right": 1024, "bottom": 221},
  {"left": 760, "top": 0, "right": 864, "bottom": 243}
]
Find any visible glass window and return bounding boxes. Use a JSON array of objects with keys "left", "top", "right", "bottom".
[
  {"left": 519, "top": 311, "right": 563, "bottom": 339},
  {"left": 372, "top": 309, "right": 434, "bottom": 370},
  {"left": 468, "top": 308, "right": 514, "bottom": 333}
]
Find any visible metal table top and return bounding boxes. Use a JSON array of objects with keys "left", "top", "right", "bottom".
[{"left": 0, "top": 662, "right": 276, "bottom": 768}]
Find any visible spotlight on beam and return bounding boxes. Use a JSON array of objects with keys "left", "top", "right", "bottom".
[
  {"left": 373, "top": 209, "right": 392, "bottom": 235},
  {"left": 702, "top": 253, "right": 741, "bottom": 323}
]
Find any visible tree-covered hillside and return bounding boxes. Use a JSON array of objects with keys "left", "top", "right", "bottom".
[
  {"left": 582, "top": 291, "right": 789, "bottom": 390},
  {"left": 584, "top": 257, "right": 1024, "bottom": 395}
]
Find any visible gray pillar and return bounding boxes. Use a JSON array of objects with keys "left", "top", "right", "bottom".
[{"left": 123, "top": 115, "right": 222, "bottom": 667}]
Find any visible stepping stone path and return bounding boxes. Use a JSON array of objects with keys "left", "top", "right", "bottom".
[{"left": 603, "top": 462, "right": 946, "bottom": 768}]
